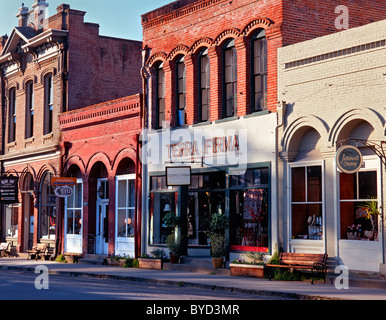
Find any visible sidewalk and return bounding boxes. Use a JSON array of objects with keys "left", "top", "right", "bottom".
[{"left": 0, "top": 258, "right": 385, "bottom": 300}]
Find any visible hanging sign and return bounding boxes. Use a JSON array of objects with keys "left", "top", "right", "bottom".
[
  {"left": 0, "top": 176, "right": 19, "bottom": 204},
  {"left": 166, "top": 166, "right": 191, "bottom": 186},
  {"left": 336, "top": 145, "right": 363, "bottom": 174},
  {"left": 54, "top": 185, "right": 73, "bottom": 198}
]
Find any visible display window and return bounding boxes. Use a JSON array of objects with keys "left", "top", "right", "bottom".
[
  {"left": 116, "top": 175, "right": 136, "bottom": 238},
  {"left": 40, "top": 172, "right": 56, "bottom": 240},
  {"left": 339, "top": 170, "right": 379, "bottom": 241},
  {"left": 290, "top": 165, "right": 324, "bottom": 240},
  {"left": 229, "top": 168, "right": 269, "bottom": 252},
  {"left": 5, "top": 204, "right": 19, "bottom": 238},
  {"left": 66, "top": 180, "right": 83, "bottom": 236}
]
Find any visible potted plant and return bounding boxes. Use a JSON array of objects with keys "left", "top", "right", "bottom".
[
  {"left": 166, "top": 233, "right": 181, "bottom": 264},
  {"left": 347, "top": 224, "right": 361, "bottom": 240},
  {"left": 229, "top": 253, "right": 266, "bottom": 278},
  {"left": 361, "top": 198, "right": 382, "bottom": 239},
  {"left": 138, "top": 249, "right": 168, "bottom": 270},
  {"left": 163, "top": 211, "right": 182, "bottom": 263},
  {"left": 206, "top": 212, "right": 228, "bottom": 269}
]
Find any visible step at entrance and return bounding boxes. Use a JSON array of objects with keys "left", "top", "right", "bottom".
[
  {"left": 163, "top": 256, "right": 231, "bottom": 275},
  {"left": 78, "top": 254, "right": 108, "bottom": 265}
]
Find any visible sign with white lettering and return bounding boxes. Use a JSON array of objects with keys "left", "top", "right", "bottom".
[
  {"left": 0, "top": 176, "right": 19, "bottom": 204},
  {"left": 336, "top": 145, "right": 363, "bottom": 174},
  {"left": 166, "top": 167, "right": 191, "bottom": 186}
]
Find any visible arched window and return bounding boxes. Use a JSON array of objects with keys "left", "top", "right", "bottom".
[
  {"left": 39, "top": 172, "right": 56, "bottom": 240},
  {"left": 8, "top": 88, "right": 16, "bottom": 143},
  {"left": 155, "top": 62, "right": 165, "bottom": 129},
  {"left": 44, "top": 74, "right": 53, "bottom": 135},
  {"left": 222, "top": 39, "right": 237, "bottom": 118},
  {"left": 251, "top": 30, "right": 267, "bottom": 113},
  {"left": 25, "top": 81, "right": 34, "bottom": 139},
  {"left": 198, "top": 48, "right": 210, "bottom": 123},
  {"left": 176, "top": 55, "right": 186, "bottom": 126}
]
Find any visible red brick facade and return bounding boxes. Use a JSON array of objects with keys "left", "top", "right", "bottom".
[
  {"left": 0, "top": 2, "right": 142, "bottom": 255},
  {"left": 60, "top": 94, "right": 142, "bottom": 256},
  {"left": 141, "top": 0, "right": 386, "bottom": 127}
]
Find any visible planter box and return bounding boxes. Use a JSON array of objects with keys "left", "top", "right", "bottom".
[
  {"left": 230, "top": 263, "right": 265, "bottom": 278},
  {"left": 107, "top": 259, "right": 127, "bottom": 267},
  {"left": 138, "top": 258, "right": 165, "bottom": 270}
]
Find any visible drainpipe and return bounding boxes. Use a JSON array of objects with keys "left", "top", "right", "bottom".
[
  {"left": 274, "top": 100, "right": 286, "bottom": 255},
  {"left": 140, "top": 46, "right": 150, "bottom": 257}
]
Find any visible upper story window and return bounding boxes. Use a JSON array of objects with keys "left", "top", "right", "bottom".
[
  {"left": 25, "top": 81, "right": 34, "bottom": 139},
  {"left": 8, "top": 88, "right": 16, "bottom": 143},
  {"left": 222, "top": 39, "right": 237, "bottom": 119},
  {"left": 44, "top": 74, "right": 53, "bottom": 135},
  {"left": 198, "top": 48, "right": 210, "bottom": 123},
  {"left": 176, "top": 56, "right": 186, "bottom": 126},
  {"left": 251, "top": 30, "right": 267, "bottom": 113},
  {"left": 156, "top": 63, "right": 165, "bottom": 130}
]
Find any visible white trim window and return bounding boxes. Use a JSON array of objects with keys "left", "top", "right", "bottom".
[
  {"left": 290, "top": 162, "right": 324, "bottom": 241},
  {"left": 115, "top": 174, "right": 136, "bottom": 257},
  {"left": 64, "top": 179, "right": 83, "bottom": 254}
]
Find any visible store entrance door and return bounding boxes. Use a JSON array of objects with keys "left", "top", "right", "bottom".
[{"left": 96, "top": 201, "right": 109, "bottom": 255}]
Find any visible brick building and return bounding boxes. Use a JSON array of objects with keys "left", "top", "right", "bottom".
[
  {"left": 277, "top": 19, "right": 386, "bottom": 273},
  {"left": 0, "top": 1, "right": 142, "bottom": 256},
  {"left": 140, "top": 0, "right": 386, "bottom": 263},
  {"left": 59, "top": 95, "right": 142, "bottom": 258}
]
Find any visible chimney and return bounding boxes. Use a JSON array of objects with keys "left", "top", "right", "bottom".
[
  {"left": 0, "top": 34, "right": 9, "bottom": 54},
  {"left": 31, "top": 0, "right": 49, "bottom": 30},
  {"left": 16, "top": 3, "right": 29, "bottom": 27}
]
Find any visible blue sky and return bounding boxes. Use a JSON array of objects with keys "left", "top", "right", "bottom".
[{"left": 0, "top": 0, "right": 173, "bottom": 41}]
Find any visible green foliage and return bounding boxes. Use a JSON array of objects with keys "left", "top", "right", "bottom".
[
  {"left": 209, "top": 212, "right": 229, "bottom": 234},
  {"left": 361, "top": 197, "right": 382, "bottom": 219},
  {"left": 162, "top": 211, "right": 180, "bottom": 229},
  {"left": 55, "top": 254, "right": 66, "bottom": 263},
  {"left": 124, "top": 258, "right": 139, "bottom": 268},
  {"left": 209, "top": 233, "right": 226, "bottom": 258},
  {"left": 166, "top": 233, "right": 182, "bottom": 255}
]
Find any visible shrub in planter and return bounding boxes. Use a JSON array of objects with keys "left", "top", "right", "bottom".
[{"left": 166, "top": 233, "right": 182, "bottom": 264}]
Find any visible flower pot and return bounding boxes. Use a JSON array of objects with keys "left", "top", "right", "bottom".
[
  {"left": 169, "top": 254, "right": 180, "bottom": 264},
  {"left": 212, "top": 257, "right": 224, "bottom": 269},
  {"left": 230, "top": 263, "right": 265, "bottom": 278},
  {"left": 65, "top": 256, "right": 75, "bottom": 264},
  {"left": 347, "top": 232, "right": 358, "bottom": 240}
]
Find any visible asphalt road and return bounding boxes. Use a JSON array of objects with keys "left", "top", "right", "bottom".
[{"left": 0, "top": 269, "right": 282, "bottom": 301}]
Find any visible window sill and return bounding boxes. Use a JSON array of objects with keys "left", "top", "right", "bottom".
[
  {"left": 214, "top": 116, "right": 239, "bottom": 124},
  {"left": 242, "top": 110, "right": 270, "bottom": 119},
  {"left": 192, "top": 121, "right": 212, "bottom": 127}
]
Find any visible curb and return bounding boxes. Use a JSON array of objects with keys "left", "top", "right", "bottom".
[{"left": 1, "top": 264, "right": 347, "bottom": 301}]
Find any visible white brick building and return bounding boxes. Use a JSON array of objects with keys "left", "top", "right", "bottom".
[{"left": 277, "top": 19, "right": 386, "bottom": 273}]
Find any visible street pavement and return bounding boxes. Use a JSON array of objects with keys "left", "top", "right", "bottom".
[{"left": 0, "top": 258, "right": 385, "bottom": 300}]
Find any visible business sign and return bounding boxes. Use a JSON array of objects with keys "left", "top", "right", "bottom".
[
  {"left": 0, "top": 176, "right": 19, "bottom": 204},
  {"left": 336, "top": 145, "right": 363, "bottom": 174},
  {"left": 166, "top": 167, "right": 191, "bottom": 186},
  {"left": 54, "top": 186, "right": 73, "bottom": 198},
  {"left": 51, "top": 177, "right": 77, "bottom": 187}
]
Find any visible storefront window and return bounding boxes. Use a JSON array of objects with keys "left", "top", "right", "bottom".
[
  {"left": 116, "top": 176, "right": 135, "bottom": 238},
  {"left": 5, "top": 204, "right": 19, "bottom": 238},
  {"left": 40, "top": 172, "right": 56, "bottom": 240},
  {"left": 66, "top": 181, "right": 83, "bottom": 235},
  {"left": 291, "top": 165, "right": 323, "bottom": 240},
  {"left": 340, "top": 170, "right": 379, "bottom": 241},
  {"left": 230, "top": 168, "right": 269, "bottom": 252}
]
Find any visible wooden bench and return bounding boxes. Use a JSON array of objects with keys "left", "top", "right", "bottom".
[
  {"left": 43, "top": 246, "right": 55, "bottom": 261},
  {"left": 266, "top": 252, "right": 328, "bottom": 284},
  {"left": 0, "top": 243, "right": 11, "bottom": 258},
  {"left": 27, "top": 243, "right": 48, "bottom": 261}
]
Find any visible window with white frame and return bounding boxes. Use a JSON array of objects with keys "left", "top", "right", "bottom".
[
  {"left": 66, "top": 180, "right": 83, "bottom": 235},
  {"left": 116, "top": 175, "right": 136, "bottom": 238},
  {"left": 290, "top": 164, "right": 324, "bottom": 240}
]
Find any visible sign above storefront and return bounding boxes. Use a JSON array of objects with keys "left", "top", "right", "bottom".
[
  {"left": 166, "top": 167, "right": 191, "bottom": 186},
  {"left": 51, "top": 177, "right": 77, "bottom": 187},
  {"left": 0, "top": 176, "right": 19, "bottom": 204},
  {"left": 336, "top": 145, "right": 363, "bottom": 174}
]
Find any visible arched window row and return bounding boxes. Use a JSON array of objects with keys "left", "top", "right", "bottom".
[{"left": 148, "top": 28, "right": 268, "bottom": 129}]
